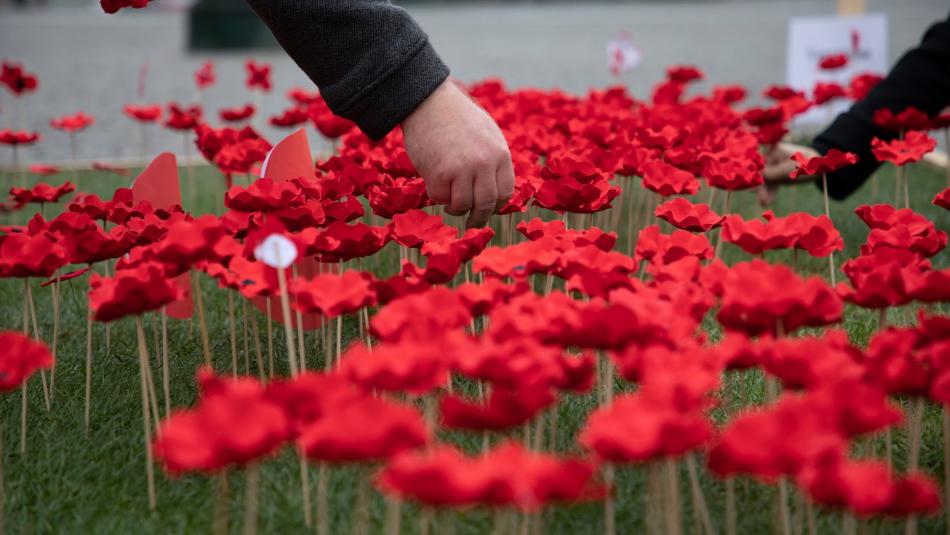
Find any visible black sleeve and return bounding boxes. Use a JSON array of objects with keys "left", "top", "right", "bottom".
[
  {"left": 244, "top": 0, "right": 450, "bottom": 140},
  {"left": 812, "top": 11, "right": 950, "bottom": 200}
]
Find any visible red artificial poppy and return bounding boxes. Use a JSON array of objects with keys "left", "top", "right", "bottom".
[
  {"left": 340, "top": 338, "right": 451, "bottom": 394},
  {"left": 516, "top": 217, "right": 616, "bottom": 251},
  {"left": 873, "top": 107, "right": 931, "bottom": 132},
  {"left": 1, "top": 61, "right": 38, "bottom": 96},
  {"left": 41, "top": 266, "right": 91, "bottom": 287},
  {"left": 290, "top": 270, "right": 377, "bottom": 318},
  {"left": 871, "top": 131, "right": 936, "bottom": 166},
  {"left": 297, "top": 395, "right": 429, "bottom": 463},
  {"left": 0, "top": 231, "right": 68, "bottom": 278},
  {"left": 0, "top": 129, "right": 40, "bottom": 146},
  {"left": 848, "top": 72, "right": 883, "bottom": 100},
  {"left": 813, "top": 81, "right": 848, "bottom": 105},
  {"left": 194, "top": 60, "right": 215, "bottom": 90},
  {"left": 164, "top": 103, "right": 202, "bottom": 131},
  {"left": 269, "top": 106, "right": 309, "bottom": 128},
  {"left": 933, "top": 186, "right": 950, "bottom": 211},
  {"left": 218, "top": 103, "right": 255, "bottom": 123},
  {"left": 153, "top": 369, "right": 290, "bottom": 474},
  {"left": 758, "top": 330, "right": 865, "bottom": 389},
  {"left": 818, "top": 53, "right": 849, "bottom": 70},
  {"left": 50, "top": 111, "right": 95, "bottom": 133},
  {"left": 88, "top": 262, "right": 182, "bottom": 322},
  {"left": 715, "top": 259, "right": 842, "bottom": 336},
  {"left": 151, "top": 214, "right": 225, "bottom": 272},
  {"left": 667, "top": 65, "right": 704, "bottom": 83},
  {"left": 789, "top": 149, "right": 858, "bottom": 179},
  {"left": 245, "top": 59, "right": 272, "bottom": 92},
  {"left": 49, "top": 213, "right": 133, "bottom": 265},
  {"left": 763, "top": 85, "right": 805, "bottom": 101},
  {"left": 27, "top": 164, "right": 59, "bottom": 176},
  {"left": 441, "top": 386, "right": 556, "bottom": 431},
  {"left": 0, "top": 332, "right": 54, "bottom": 391},
  {"left": 654, "top": 197, "right": 723, "bottom": 232},
  {"left": 371, "top": 286, "right": 471, "bottom": 343},
  {"left": 66, "top": 192, "right": 110, "bottom": 220},
  {"left": 861, "top": 223, "right": 947, "bottom": 258},
  {"left": 122, "top": 103, "right": 162, "bottom": 123},
  {"left": 837, "top": 248, "right": 926, "bottom": 309},
  {"left": 9, "top": 182, "right": 75, "bottom": 205},
  {"left": 634, "top": 225, "right": 713, "bottom": 265},
  {"left": 639, "top": 159, "right": 700, "bottom": 196},
  {"left": 388, "top": 209, "right": 457, "bottom": 248},
  {"left": 473, "top": 238, "right": 560, "bottom": 279},
  {"left": 224, "top": 177, "right": 303, "bottom": 213},
  {"left": 100, "top": 0, "right": 147, "bottom": 13},
  {"left": 368, "top": 175, "right": 429, "bottom": 218},
  {"left": 311, "top": 221, "right": 389, "bottom": 263}
]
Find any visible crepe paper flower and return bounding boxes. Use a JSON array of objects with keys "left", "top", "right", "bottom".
[
  {"left": 88, "top": 262, "right": 182, "bottom": 322},
  {"left": 871, "top": 131, "right": 936, "bottom": 166},
  {"left": 224, "top": 177, "right": 303, "bottom": 213},
  {"left": 50, "top": 111, "right": 95, "bottom": 133},
  {"left": 340, "top": 339, "right": 451, "bottom": 395},
  {"left": 378, "top": 441, "right": 604, "bottom": 511},
  {"left": 214, "top": 138, "right": 272, "bottom": 177},
  {"left": 784, "top": 212, "right": 844, "bottom": 258},
  {"left": 441, "top": 386, "right": 556, "bottom": 432},
  {"left": 634, "top": 225, "right": 713, "bottom": 266},
  {"left": 0, "top": 129, "right": 40, "bottom": 146},
  {"left": 455, "top": 336, "right": 593, "bottom": 392},
  {"left": 639, "top": 159, "right": 700, "bottom": 196},
  {"left": 27, "top": 164, "right": 59, "bottom": 176},
  {"left": 219, "top": 103, "right": 255, "bottom": 123},
  {"left": 666, "top": 64, "right": 704, "bottom": 83},
  {"left": 797, "top": 454, "right": 941, "bottom": 518},
  {"left": 721, "top": 212, "right": 843, "bottom": 257},
  {"left": 307, "top": 96, "right": 356, "bottom": 139},
  {"left": 763, "top": 85, "right": 805, "bottom": 101},
  {"left": 100, "top": 0, "right": 147, "bottom": 13},
  {"left": 861, "top": 223, "right": 947, "bottom": 258},
  {"left": 863, "top": 326, "right": 934, "bottom": 396},
  {"left": 654, "top": 198, "right": 723, "bottom": 232},
  {"left": 245, "top": 59, "right": 272, "bottom": 92},
  {"left": 0, "top": 231, "right": 68, "bottom": 278},
  {"left": 388, "top": 209, "right": 456, "bottom": 249},
  {"left": 0, "top": 332, "right": 54, "bottom": 391},
  {"left": 40, "top": 266, "right": 91, "bottom": 287},
  {"left": 150, "top": 214, "right": 225, "bottom": 272},
  {"left": 49, "top": 216, "right": 133, "bottom": 265},
  {"left": 848, "top": 71, "right": 884, "bottom": 100},
  {"left": 153, "top": 369, "right": 290, "bottom": 475},
  {"left": 580, "top": 393, "right": 712, "bottom": 463},
  {"left": 367, "top": 175, "right": 429, "bottom": 218},
  {"left": 9, "top": 182, "right": 75, "bottom": 205},
  {"left": 516, "top": 218, "right": 617, "bottom": 251},
  {"left": 906, "top": 268, "right": 950, "bottom": 304},
  {"left": 290, "top": 270, "right": 376, "bottom": 318},
  {"left": 311, "top": 221, "right": 389, "bottom": 263},
  {"left": 264, "top": 372, "right": 365, "bottom": 437},
  {"left": 269, "top": 106, "right": 310, "bottom": 128},
  {"left": 122, "top": 103, "right": 162, "bottom": 123},
  {"left": 297, "top": 395, "right": 429, "bottom": 463},
  {"left": 66, "top": 193, "right": 110, "bottom": 220},
  {"left": 194, "top": 60, "right": 215, "bottom": 90},
  {"left": 789, "top": 149, "right": 858, "bottom": 179},
  {"left": 473, "top": 238, "right": 561, "bottom": 279},
  {"left": 837, "top": 248, "right": 927, "bottom": 309},
  {"left": 818, "top": 53, "right": 849, "bottom": 70},
  {"left": 532, "top": 176, "right": 620, "bottom": 214},
  {"left": 371, "top": 286, "right": 471, "bottom": 343},
  {"left": 1, "top": 61, "right": 38, "bottom": 96},
  {"left": 813, "top": 81, "right": 848, "bottom": 105},
  {"left": 711, "top": 84, "right": 747, "bottom": 104},
  {"left": 164, "top": 103, "right": 202, "bottom": 131},
  {"left": 933, "top": 187, "right": 950, "bottom": 211},
  {"left": 758, "top": 330, "right": 866, "bottom": 390},
  {"left": 205, "top": 255, "right": 276, "bottom": 299},
  {"left": 872, "top": 107, "right": 931, "bottom": 132},
  {"left": 714, "top": 259, "right": 842, "bottom": 336}
]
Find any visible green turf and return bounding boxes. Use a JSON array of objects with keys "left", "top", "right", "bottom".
[{"left": 0, "top": 162, "right": 948, "bottom": 534}]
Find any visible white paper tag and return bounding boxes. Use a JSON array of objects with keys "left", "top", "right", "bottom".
[{"left": 255, "top": 234, "right": 298, "bottom": 269}]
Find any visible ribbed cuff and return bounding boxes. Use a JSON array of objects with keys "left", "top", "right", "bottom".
[{"left": 338, "top": 39, "right": 450, "bottom": 141}]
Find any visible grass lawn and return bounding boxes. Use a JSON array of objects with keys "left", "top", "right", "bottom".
[{"left": 0, "top": 161, "right": 948, "bottom": 534}]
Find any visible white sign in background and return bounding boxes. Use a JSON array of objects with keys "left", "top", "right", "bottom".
[{"left": 786, "top": 13, "right": 889, "bottom": 127}]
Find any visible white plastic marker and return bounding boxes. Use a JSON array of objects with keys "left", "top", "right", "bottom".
[
  {"left": 606, "top": 31, "right": 642, "bottom": 76},
  {"left": 255, "top": 234, "right": 300, "bottom": 375}
]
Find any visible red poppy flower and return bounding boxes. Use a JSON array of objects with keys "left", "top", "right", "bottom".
[
  {"left": 634, "top": 225, "right": 713, "bottom": 265},
  {"left": 654, "top": 198, "right": 723, "bottom": 232},
  {"left": 41, "top": 266, "right": 91, "bottom": 287},
  {"left": 0, "top": 231, "right": 68, "bottom": 278},
  {"left": 153, "top": 369, "right": 290, "bottom": 474},
  {"left": 861, "top": 223, "right": 947, "bottom": 258},
  {"left": 906, "top": 268, "right": 950, "bottom": 304},
  {"left": 872, "top": 107, "right": 931, "bottom": 132},
  {"left": 715, "top": 259, "right": 842, "bottom": 336},
  {"left": 340, "top": 338, "right": 451, "bottom": 394},
  {"left": 813, "top": 81, "right": 848, "bottom": 105},
  {"left": 371, "top": 286, "right": 471, "bottom": 343},
  {"left": 151, "top": 214, "right": 225, "bottom": 272},
  {"left": 48, "top": 213, "right": 133, "bottom": 265},
  {"left": 701, "top": 158, "right": 765, "bottom": 190},
  {"left": 0, "top": 332, "right": 54, "bottom": 391},
  {"left": 837, "top": 248, "right": 926, "bottom": 309},
  {"left": 516, "top": 217, "right": 616, "bottom": 251},
  {"left": 269, "top": 106, "right": 309, "bottom": 128},
  {"left": 441, "top": 386, "right": 555, "bottom": 432},
  {"left": 789, "top": 149, "right": 858, "bottom": 178},
  {"left": 214, "top": 138, "right": 272, "bottom": 176},
  {"left": 122, "top": 103, "right": 162, "bottom": 123},
  {"left": 473, "top": 238, "right": 561, "bottom": 279},
  {"left": 667, "top": 64, "right": 704, "bottom": 83},
  {"left": 818, "top": 53, "right": 849, "bottom": 70},
  {"left": 27, "top": 164, "right": 59, "bottom": 176},
  {"left": 388, "top": 209, "right": 456, "bottom": 248},
  {"left": 311, "top": 221, "right": 389, "bottom": 263},
  {"left": 66, "top": 192, "right": 109, "bottom": 220},
  {"left": 763, "top": 85, "right": 805, "bottom": 101},
  {"left": 9, "top": 182, "right": 75, "bottom": 205},
  {"left": 848, "top": 72, "right": 883, "bottom": 100},
  {"left": 88, "top": 262, "right": 182, "bottom": 322},
  {"left": 307, "top": 96, "right": 356, "bottom": 139},
  {"left": 933, "top": 187, "right": 950, "bottom": 211},
  {"left": 0, "top": 129, "right": 40, "bottom": 146},
  {"left": 50, "top": 111, "right": 94, "bottom": 133},
  {"left": 639, "top": 159, "right": 700, "bottom": 196},
  {"left": 224, "top": 177, "right": 303, "bottom": 213},
  {"left": 290, "top": 270, "right": 376, "bottom": 318},
  {"left": 758, "top": 330, "right": 865, "bottom": 389},
  {"left": 297, "top": 395, "right": 429, "bottom": 463},
  {"left": 871, "top": 131, "right": 936, "bottom": 166},
  {"left": 194, "top": 61, "right": 215, "bottom": 90},
  {"left": 100, "top": 0, "right": 147, "bottom": 13},
  {"left": 368, "top": 175, "right": 429, "bottom": 218},
  {"left": 245, "top": 60, "right": 272, "bottom": 92},
  {"left": 218, "top": 103, "right": 255, "bottom": 123},
  {"left": 164, "top": 103, "right": 202, "bottom": 131},
  {"left": 1, "top": 61, "right": 38, "bottom": 96}
]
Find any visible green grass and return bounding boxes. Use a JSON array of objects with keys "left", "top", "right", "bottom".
[{"left": 0, "top": 162, "right": 948, "bottom": 534}]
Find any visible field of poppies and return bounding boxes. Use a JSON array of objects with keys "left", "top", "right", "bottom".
[{"left": 2, "top": 27, "right": 950, "bottom": 535}]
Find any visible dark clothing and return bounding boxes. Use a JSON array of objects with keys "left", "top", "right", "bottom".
[
  {"left": 814, "top": 11, "right": 950, "bottom": 200},
  {"left": 244, "top": 0, "right": 450, "bottom": 140}
]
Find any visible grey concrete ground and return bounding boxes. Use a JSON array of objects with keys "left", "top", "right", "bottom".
[{"left": 0, "top": 0, "right": 946, "bottom": 164}]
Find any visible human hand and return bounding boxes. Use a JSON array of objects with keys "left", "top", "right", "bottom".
[
  {"left": 402, "top": 80, "right": 514, "bottom": 228},
  {"left": 758, "top": 142, "right": 820, "bottom": 206}
]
